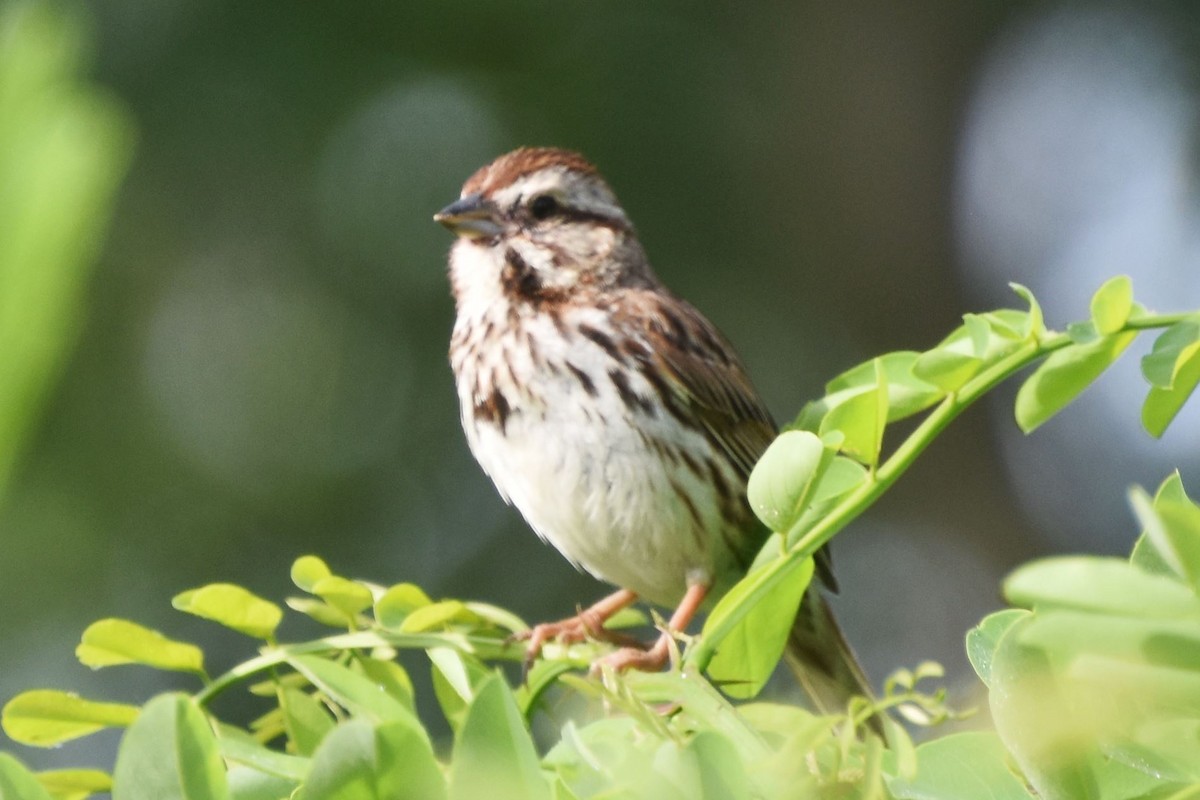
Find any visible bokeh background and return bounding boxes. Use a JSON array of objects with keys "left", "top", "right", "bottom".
[{"left": 3, "top": 0, "right": 1199, "bottom": 770}]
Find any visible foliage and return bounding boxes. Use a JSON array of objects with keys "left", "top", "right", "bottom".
[
  {"left": 0, "top": 2, "right": 134, "bottom": 499},
  {"left": 1, "top": 279, "right": 1199, "bottom": 798}
]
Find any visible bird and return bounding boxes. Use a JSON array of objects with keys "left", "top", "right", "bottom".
[{"left": 435, "top": 146, "right": 872, "bottom": 714}]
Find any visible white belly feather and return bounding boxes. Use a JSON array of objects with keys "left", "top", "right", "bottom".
[{"left": 454, "top": 306, "right": 740, "bottom": 607}]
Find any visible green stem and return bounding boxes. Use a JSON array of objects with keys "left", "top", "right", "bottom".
[{"left": 688, "top": 311, "right": 1190, "bottom": 671}]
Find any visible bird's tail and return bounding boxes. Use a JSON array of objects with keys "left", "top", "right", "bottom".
[{"left": 784, "top": 586, "right": 875, "bottom": 721}]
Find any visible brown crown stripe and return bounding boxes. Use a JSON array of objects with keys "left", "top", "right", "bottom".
[{"left": 464, "top": 148, "right": 603, "bottom": 197}]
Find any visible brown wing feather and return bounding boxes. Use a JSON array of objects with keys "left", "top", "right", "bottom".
[
  {"left": 611, "top": 288, "right": 839, "bottom": 589},
  {"left": 610, "top": 289, "right": 775, "bottom": 472}
]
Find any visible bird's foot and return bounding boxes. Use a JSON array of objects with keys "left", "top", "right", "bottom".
[
  {"left": 512, "top": 589, "right": 641, "bottom": 673},
  {"left": 589, "top": 631, "right": 674, "bottom": 675}
]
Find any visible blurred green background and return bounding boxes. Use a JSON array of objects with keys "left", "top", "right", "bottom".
[{"left": 3, "top": 0, "right": 1199, "bottom": 770}]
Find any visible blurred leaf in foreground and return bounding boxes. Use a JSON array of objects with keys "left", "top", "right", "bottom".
[{"left": 0, "top": 3, "right": 134, "bottom": 501}]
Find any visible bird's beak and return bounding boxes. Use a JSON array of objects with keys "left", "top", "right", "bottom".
[{"left": 434, "top": 193, "right": 503, "bottom": 239}]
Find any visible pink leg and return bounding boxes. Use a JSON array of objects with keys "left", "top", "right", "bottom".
[
  {"left": 593, "top": 583, "right": 709, "bottom": 674},
  {"left": 515, "top": 589, "right": 641, "bottom": 669}
]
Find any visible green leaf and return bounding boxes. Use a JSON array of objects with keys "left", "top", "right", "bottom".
[
  {"left": 311, "top": 576, "right": 374, "bottom": 619},
  {"left": 1014, "top": 330, "right": 1137, "bottom": 433},
  {"left": 1004, "top": 556, "right": 1200, "bottom": 617},
  {"left": 1010, "top": 283, "right": 1045, "bottom": 340},
  {"left": 965, "top": 609, "right": 1029, "bottom": 688},
  {"left": 280, "top": 687, "right": 335, "bottom": 757},
  {"left": 112, "top": 693, "right": 229, "bottom": 800},
  {"left": 1131, "top": 472, "right": 1193, "bottom": 577},
  {"left": 1141, "top": 319, "right": 1200, "bottom": 388},
  {"left": 1066, "top": 320, "right": 1099, "bottom": 345},
  {"left": 462, "top": 601, "right": 528, "bottom": 634},
  {"left": 286, "top": 597, "right": 351, "bottom": 628},
  {"left": 285, "top": 655, "right": 424, "bottom": 732},
  {"left": 298, "top": 719, "right": 445, "bottom": 800},
  {"left": 75, "top": 618, "right": 204, "bottom": 674},
  {"left": 912, "top": 347, "right": 982, "bottom": 393},
  {"left": 35, "top": 768, "right": 111, "bottom": 800},
  {"left": 702, "top": 554, "right": 814, "bottom": 699},
  {"left": 399, "top": 600, "right": 479, "bottom": 632},
  {"left": 686, "top": 731, "right": 752, "bottom": 800},
  {"left": 217, "top": 724, "right": 310, "bottom": 782},
  {"left": 0, "top": 3, "right": 135, "bottom": 498},
  {"left": 819, "top": 351, "right": 944, "bottom": 423},
  {"left": 985, "top": 625, "right": 1098, "bottom": 800},
  {"left": 449, "top": 674, "right": 551, "bottom": 800},
  {"left": 355, "top": 657, "right": 415, "bottom": 712},
  {"left": 225, "top": 767, "right": 298, "bottom": 800},
  {"left": 290, "top": 555, "right": 332, "bottom": 592},
  {"left": 1016, "top": 613, "right": 1200, "bottom": 701},
  {"left": 1129, "top": 484, "right": 1200, "bottom": 590},
  {"left": 886, "top": 732, "right": 1035, "bottom": 799},
  {"left": 172, "top": 584, "right": 282, "bottom": 640},
  {"left": 2, "top": 689, "right": 139, "bottom": 747},
  {"left": 374, "top": 583, "right": 433, "bottom": 630},
  {"left": 430, "top": 647, "right": 491, "bottom": 732},
  {"left": 746, "top": 430, "right": 829, "bottom": 532},
  {"left": 0, "top": 754, "right": 54, "bottom": 800},
  {"left": 1142, "top": 341, "right": 1200, "bottom": 438},
  {"left": 819, "top": 358, "right": 887, "bottom": 467},
  {"left": 1090, "top": 275, "right": 1134, "bottom": 335}
]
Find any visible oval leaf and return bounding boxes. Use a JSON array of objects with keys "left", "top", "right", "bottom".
[
  {"left": 375, "top": 583, "right": 433, "bottom": 630},
  {"left": 35, "top": 768, "right": 112, "bottom": 800},
  {"left": 0, "top": 754, "right": 54, "bottom": 800},
  {"left": 280, "top": 687, "right": 334, "bottom": 757},
  {"left": 1014, "top": 331, "right": 1137, "bottom": 433},
  {"left": 312, "top": 576, "right": 373, "bottom": 619},
  {"left": 2, "top": 690, "right": 139, "bottom": 747},
  {"left": 887, "top": 732, "right": 1036, "bottom": 800},
  {"left": 286, "top": 655, "right": 423, "bottom": 731},
  {"left": 290, "top": 555, "right": 332, "bottom": 593},
  {"left": 746, "top": 430, "right": 827, "bottom": 532},
  {"left": 702, "top": 554, "right": 815, "bottom": 699},
  {"left": 819, "top": 359, "right": 888, "bottom": 467},
  {"left": 399, "top": 600, "right": 477, "bottom": 633},
  {"left": 300, "top": 718, "right": 446, "bottom": 800},
  {"left": 76, "top": 618, "right": 204, "bottom": 673},
  {"left": 449, "top": 674, "right": 551, "bottom": 800},
  {"left": 965, "top": 609, "right": 1029, "bottom": 688},
  {"left": 172, "top": 584, "right": 282, "bottom": 640},
  {"left": 1090, "top": 275, "right": 1133, "bottom": 335},
  {"left": 1010, "top": 283, "right": 1045, "bottom": 340},
  {"left": 1141, "top": 319, "right": 1200, "bottom": 388},
  {"left": 1142, "top": 342, "right": 1200, "bottom": 438},
  {"left": 112, "top": 694, "right": 229, "bottom": 800},
  {"left": 1004, "top": 557, "right": 1200, "bottom": 617}
]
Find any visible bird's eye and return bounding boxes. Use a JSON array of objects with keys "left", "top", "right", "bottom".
[{"left": 529, "top": 194, "right": 559, "bottom": 220}]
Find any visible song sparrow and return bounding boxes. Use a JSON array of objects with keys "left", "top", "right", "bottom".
[{"left": 436, "top": 147, "right": 870, "bottom": 712}]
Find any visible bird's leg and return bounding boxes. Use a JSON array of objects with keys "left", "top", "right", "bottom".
[
  {"left": 515, "top": 589, "right": 641, "bottom": 670},
  {"left": 592, "top": 583, "right": 708, "bottom": 674}
]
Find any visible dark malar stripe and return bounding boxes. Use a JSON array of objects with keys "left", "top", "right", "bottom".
[
  {"left": 502, "top": 248, "right": 542, "bottom": 301},
  {"left": 474, "top": 386, "right": 512, "bottom": 432}
]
